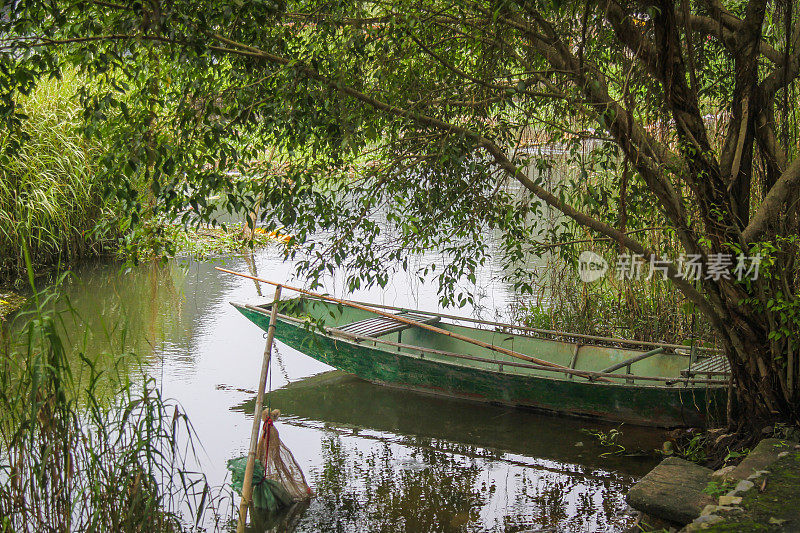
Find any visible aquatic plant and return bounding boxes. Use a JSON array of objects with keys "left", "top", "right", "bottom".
[
  {"left": 581, "top": 427, "right": 627, "bottom": 458},
  {"left": 165, "top": 224, "right": 282, "bottom": 260},
  {"left": 0, "top": 258, "right": 231, "bottom": 530}
]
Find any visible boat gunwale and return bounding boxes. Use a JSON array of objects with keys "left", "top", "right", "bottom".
[
  {"left": 235, "top": 302, "right": 729, "bottom": 388},
  {"left": 336, "top": 298, "right": 722, "bottom": 353}
]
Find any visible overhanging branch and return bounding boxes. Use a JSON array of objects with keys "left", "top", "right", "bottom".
[{"left": 204, "top": 31, "right": 721, "bottom": 326}]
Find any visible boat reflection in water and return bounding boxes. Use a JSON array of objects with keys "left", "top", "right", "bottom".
[{"left": 234, "top": 369, "right": 667, "bottom": 532}]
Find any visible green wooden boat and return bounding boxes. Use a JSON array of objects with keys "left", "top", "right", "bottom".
[{"left": 233, "top": 297, "right": 729, "bottom": 428}]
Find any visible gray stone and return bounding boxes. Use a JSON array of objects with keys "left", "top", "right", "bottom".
[
  {"left": 718, "top": 495, "right": 742, "bottom": 506},
  {"left": 734, "top": 479, "right": 755, "bottom": 493},
  {"left": 711, "top": 465, "right": 736, "bottom": 481},
  {"left": 699, "top": 504, "right": 718, "bottom": 516},
  {"left": 626, "top": 457, "right": 716, "bottom": 525},
  {"left": 700, "top": 505, "right": 719, "bottom": 516},
  {"left": 693, "top": 514, "right": 723, "bottom": 525}
]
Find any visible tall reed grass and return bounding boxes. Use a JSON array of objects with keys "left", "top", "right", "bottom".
[
  {"left": 521, "top": 267, "right": 715, "bottom": 345},
  {"left": 514, "top": 148, "right": 717, "bottom": 347},
  {"left": 0, "top": 70, "right": 118, "bottom": 284},
  {"left": 0, "top": 257, "right": 229, "bottom": 531}
]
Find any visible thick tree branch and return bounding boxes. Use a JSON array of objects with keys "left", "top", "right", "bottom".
[
  {"left": 205, "top": 30, "right": 721, "bottom": 325},
  {"left": 742, "top": 157, "right": 800, "bottom": 243},
  {"left": 500, "top": 11, "right": 703, "bottom": 255},
  {"left": 760, "top": 17, "right": 800, "bottom": 97},
  {"left": 678, "top": 12, "right": 783, "bottom": 64},
  {"left": 605, "top": 1, "right": 660, "bottom": 74},
  {"left": 754, "top": 107, "right": 789, "bottom": 177},
  {"left": 717, "top": 0, "right": 767, "bottom": 226}
]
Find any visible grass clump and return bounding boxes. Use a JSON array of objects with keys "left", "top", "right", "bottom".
[
  {"left": 0, "top": 70, "right": 118, "bottom": 284},
  {"left": 0, "top": 263, "right": 229, "bottom": 531}
]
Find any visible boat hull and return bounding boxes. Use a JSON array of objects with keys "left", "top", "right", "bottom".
[{"left": 235, "top": 305, "right": 726, "bottom": 428}]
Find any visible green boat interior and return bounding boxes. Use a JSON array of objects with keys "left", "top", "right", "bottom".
[{"left": 253, "top": 297, "right": 729, "bottom": 388}]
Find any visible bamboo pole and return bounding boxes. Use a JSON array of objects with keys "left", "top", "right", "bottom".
[
  {"left": 216, "top": 267, "right": 606, "bottom": 381},
  {"left": 237, "top": 284, "right": 282, "bottom": 533}
]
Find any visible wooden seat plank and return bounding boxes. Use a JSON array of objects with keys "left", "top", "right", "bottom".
[
  {"left": 681, "top": 355, "right": 731, "bottom": 377},
  {"left": 337, "top": 311, "right": 441, "bottom": 339}
]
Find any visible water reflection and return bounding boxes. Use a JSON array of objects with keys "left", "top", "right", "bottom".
[
  {"left": 236, "top": 370, "right": 661, "bottom": 475},
  {"left": 306, "top": 435, "right": 484, "bottom": 532},
  {"left": 17, "top": 250, "right": 664, "bottom": 531},
  {"left": 235, "top": 370, "right": 659, "bottom": 531},
  {"left": 286, "top": 432, "right": 639, "bottom": 532},
  {"left": 6, "top": 261, "right": 189, "bottom": 404}
]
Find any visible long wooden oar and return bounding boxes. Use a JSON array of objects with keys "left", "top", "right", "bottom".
[
  {"left": 237, "top": 284, "right": 281, "bottom": 533},
  {"left": 216, "top": 267, "right": 606, "bottom": 381}
]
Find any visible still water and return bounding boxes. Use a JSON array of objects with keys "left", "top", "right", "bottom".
[{"left": 50, "top": 247, "right": 665, "bottom": 532}]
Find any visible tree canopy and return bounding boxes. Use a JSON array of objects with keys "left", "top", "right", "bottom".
[{"left": 2, "top": 0, "right": 799, "bottom": 426}]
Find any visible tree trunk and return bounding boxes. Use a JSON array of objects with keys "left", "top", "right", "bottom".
[{"left": 713, "top": 276, "right": 799, "bottom": 428}]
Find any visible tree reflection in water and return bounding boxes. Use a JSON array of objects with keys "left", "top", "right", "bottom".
[{"left": 290, "top": 432, "right": 637, "bottom": 532}]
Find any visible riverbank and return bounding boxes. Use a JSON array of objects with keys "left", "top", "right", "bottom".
[
  {"left": 167, "top": 224, "right": 290, "bottom": 259},
  {"left": 628, "top": 437, "right": 800, "bottom": 531},
  {"left": 685, "top": 438, "right": 800, "bottom": 532}
]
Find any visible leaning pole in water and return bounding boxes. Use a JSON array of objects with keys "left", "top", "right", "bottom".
[{"left": 237, "top": 284, "right": 282, "bottom": 533}]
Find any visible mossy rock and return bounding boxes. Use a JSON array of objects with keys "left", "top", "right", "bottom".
[{"left": 627, "top": 456, "right": 717, "bottom": 525}]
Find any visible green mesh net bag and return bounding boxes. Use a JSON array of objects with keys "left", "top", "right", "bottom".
[
  {"left": 226, "top": 457, "right": 294, "bottom": 513},
  {"left": 227, "top": 409, "right": 312, "bottom": 514}
]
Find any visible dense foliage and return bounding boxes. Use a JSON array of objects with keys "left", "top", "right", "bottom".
[
  {"left": 1, "top": 1, "right": 799, "bottom": 427},
  {"left": 0, "top": 70, "right": 118, "bottom": 282}
]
